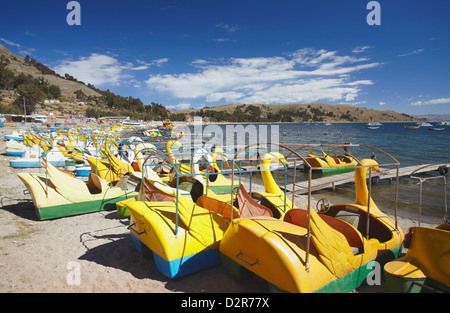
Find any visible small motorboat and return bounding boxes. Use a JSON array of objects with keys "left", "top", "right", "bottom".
[
  {"left": 417, "top": 122, "right": 433, "bottom": 127},
  {"left": 428, "top": 127, "right": 445, "bottom": 131}
]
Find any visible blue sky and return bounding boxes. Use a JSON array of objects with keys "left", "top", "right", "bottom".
[{"left": 1, "top": 0, "right": 449, "bottom": 115}]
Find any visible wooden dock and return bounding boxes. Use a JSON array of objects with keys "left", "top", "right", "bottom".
[{"left": 283, "top": 163, "right": 449, "bottom": 195}]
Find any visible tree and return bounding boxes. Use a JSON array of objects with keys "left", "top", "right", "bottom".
[
  {"left": 74, "top": 89, "right": 87, "bottom": 101},
  {"left": 16, "top": 84, "right": 46, "bottom": 114},
  {"left": 0, "top": 56, "right": 15, "bottom": 89},
  {"left": 48, "top": 85, "right": 61, "bottom": 99}
]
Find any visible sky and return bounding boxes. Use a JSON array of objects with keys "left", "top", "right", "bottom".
[{"left": 0, "top": 0, "right": 449, "bottom": 115}]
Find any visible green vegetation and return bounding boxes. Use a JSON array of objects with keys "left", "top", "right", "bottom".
[
  {"left": 0, "top": 55, "right": 62, "bottom": 114},
  {"left": 0, "top": 53, "right": 186, "bottom": 120},
  {"left": 194, "top": 104, "right": 339, "bottom": 123}
]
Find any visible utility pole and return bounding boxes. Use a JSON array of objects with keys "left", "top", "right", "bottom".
[{"left": 23, "top": 96, "right": 26, "bottom": 124}]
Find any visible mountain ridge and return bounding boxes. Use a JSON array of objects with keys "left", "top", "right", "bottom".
[
  {"left": 0, "top": 44, "right": 101, "bottom": 99},
  {"left": 179, "top": 102, "right": 421, "bottom": 123}
]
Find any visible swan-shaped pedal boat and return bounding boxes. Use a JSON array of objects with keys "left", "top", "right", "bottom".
[{"left": 219, "top": 159, "right": 404, "bottom": 293}]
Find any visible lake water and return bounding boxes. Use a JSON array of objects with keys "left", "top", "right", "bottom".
[{"left": 192, "top": 122, "right": 449, "bottom": 222}]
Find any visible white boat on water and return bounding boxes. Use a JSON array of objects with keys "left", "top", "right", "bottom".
[
  {"left": 417, "top": 122, "right": 433, "bottom": 127},
  {"left": 122, "top": 120, "right": 143, "bottom": 127}
]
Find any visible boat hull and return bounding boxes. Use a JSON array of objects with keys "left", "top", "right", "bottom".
[
  {"left": 6, "top": 150, "right": 25, "bottom": 156},
  {"left": 10, "top": 160, "right": 67, "bottom": 168},
  {"left": 127, "top": 200, "right": 226, "bottom": 279},
  {"left": 219, "top": 216, "right": 378, "bottom": 293},
  {"left": 131, "top": 233, "right": 221, "bottom": 278},
  {"left": 37, "top": 194, "right": 135, "bottom": 220},
  {"left": 75, "top": 166, "right": 91, "bottom": 177},
  {"left": 4, "top": 135, "right": 23, "bottom": 141},
  {"left": 221, "top": 252, "right": 380, "bottom": 293}
]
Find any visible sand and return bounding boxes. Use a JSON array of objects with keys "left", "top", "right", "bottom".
[{"left": 0, "top": 124, "right": 442, "bottom": 294}]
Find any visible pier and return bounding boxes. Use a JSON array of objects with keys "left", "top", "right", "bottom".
[{"left": 283, "top": 163, "right": 450, "bottom": 195}]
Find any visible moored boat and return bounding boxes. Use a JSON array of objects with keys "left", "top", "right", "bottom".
[
  {"left": 17, "top": 159, "right": 139, "bottom": 220},
  {"left": 404, "top": 125, "right": 420, "bottom": 129},
  {"left": 384, "top": 166, "right": 450, "bottom": 293},
  {"left": 220, "top": 150, "right": 404, "bottom": 293},
  {"left": 303, "top": 145, "right": 358, "bottom": 173}
]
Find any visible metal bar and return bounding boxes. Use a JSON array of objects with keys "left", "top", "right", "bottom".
[
  {"left": 394, "top": 165, "right": 399, "bottom": 229},
  {"left": 366, "top": 166, "right": 372, "bottom": 239},
  {"left": 305, "top": 166, "right": 312, "bottom": 271},
  {"left": 444, "top": 176, "right": 448, "bottom": 223},
  {"left": 418, "top": 179, "right": 423, "bottom": 227},
  {"left": 291, "top": 159, "right": 296, "bottom": 208},
  {"left": 231, "top": 159, "right": 235, "bottom": 222}
]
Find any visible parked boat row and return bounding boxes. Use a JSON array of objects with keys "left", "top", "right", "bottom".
[{"left": 3, "top": 127, "right": 448, "bottom": 293}]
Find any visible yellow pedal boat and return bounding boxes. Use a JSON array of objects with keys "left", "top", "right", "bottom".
[
  {"left": 17, "top": 159, "right": 139, "bottom": 220},
  {"left": 219, "top": 159, "right": 404, "bottom": 293}
]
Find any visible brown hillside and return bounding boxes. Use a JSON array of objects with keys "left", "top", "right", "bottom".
[
  {"left": 0, "top": 44, "right": 101, "bottom": 99},
  {"left": 180, "top": 103, "right": 421, "bottom": 123}
]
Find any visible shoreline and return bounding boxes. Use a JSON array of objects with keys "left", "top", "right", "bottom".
[{"left": 0, "top": 124, "right": 441, "bottom": 293}]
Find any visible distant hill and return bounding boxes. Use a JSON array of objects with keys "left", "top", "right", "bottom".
[
  {"left": 413, "top": 114, "right": 450, "bottom": 122},
  {"left": 0, "top": 44, "right": 101, "bottom": 99},
  {"left": 180, "top": 103, "right": 421, "bottom": 123},
  {"left": 0, "top": 44, "right": 180, "bottom": 120}
]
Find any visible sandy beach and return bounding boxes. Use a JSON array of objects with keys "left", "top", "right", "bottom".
[{"left": 0, "top": 124, "right": 442, "bottom": 294}]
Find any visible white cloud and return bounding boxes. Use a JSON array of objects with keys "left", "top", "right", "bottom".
[
  {"left": 166, "top": 103, "right": 191, "bottom": 111},
  {"left": 145, "top": 48, "right": 380, "bottom": 104},
  {"left": 0, "top": 38, "right": 22, "bottom": 48},
  {"left": 216, "top": 23, "right": 240, "bottom": 33},
  {"left": 398, "top": 49, "right": 425, "bottom": 57},
  {"left": 54, "top": 54, "right": 163, "bottom": 86},
  {"left": 152, "top": 58, "right": 169, "bottom": 67},
  {"left": 379, "top": 102, "right": 385, "bottom": 105},
  {"left": 206, "top": 91, "right": 246, "bottom": 102},
  {"left": 18, "top": 48, "right": 36, "bottom": 57},
  {"left": 212, "top": 38, "right": 232, "bottom": 43},
  {"left": 0, "top": 38, "right": 36, "bottom": 57},
  {"left": 411, "top": 97, "right": 450, "bottom": 106},
  {"left": 352, "top": 46, "right": 373, "bottom": 53}
]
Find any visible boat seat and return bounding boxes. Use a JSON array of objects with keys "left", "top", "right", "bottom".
[
  {"left": 285, "top": 209, "right": 364, "bottom": 255},
  {"left": 384, "top": 226, "right": 450, "bottom": 289},
  {"left": 88, "top": 172, "right": 105, "bottom": 193},
  {"left": 196, "top": 196, "right": 237, "bottom": 222},
  {"left": 233, "top": 184, "right": 273, "bottom": 219},
  {"left": 335, "top": 210, "right": 360, "bottom": 229}
]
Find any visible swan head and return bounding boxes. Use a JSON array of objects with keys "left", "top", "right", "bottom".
[
  {"left": 359, "top": 158, "right": 380, "bottom": 173},
  {"left": 134, "top": 143, "right": 156, "bottom": 154},
  {"left": 166, "top": 140, "right": 182, "bottom": 150},
  {"left": 262, "top": 152, "right": 289, "bottom": 167},
  {"left": 193, "top": 148, "right": 215, "bottom": 173},
  {"left": 212, "top": 145, "right": 229, "bottom": 168}
]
